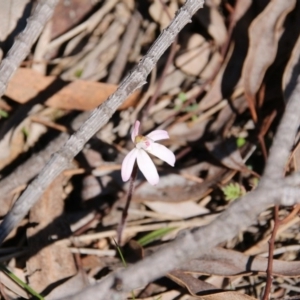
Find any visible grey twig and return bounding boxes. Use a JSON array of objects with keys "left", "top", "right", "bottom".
[
  {"left": 0, "top": 0, "right": 59, "bottom": 98},
  {"left": 0, "top": 0, "right": 205, "bottom": 244},
  {"left": 0, "top": 133, "right": 68, "bottom": 198},
  {"left": 0, "top": 111, "right": 91, "bottom": 199}
]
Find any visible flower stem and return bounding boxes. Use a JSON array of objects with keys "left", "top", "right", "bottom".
[{"left": 117, "top": 163, "right": 138, "bottom": 245}]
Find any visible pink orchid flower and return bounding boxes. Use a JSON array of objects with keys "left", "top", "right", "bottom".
[{"left": 121, "top": 120, "right": 175, "bottom": 185}]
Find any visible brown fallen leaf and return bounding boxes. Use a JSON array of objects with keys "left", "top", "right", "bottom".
[
  {"left": 5, "top": 68, "right": 139, "bottom": 111},
  {"left": 144, "top": 200, "right": 209, "bottom": 219},
  {"left": 169, "top": 270, "right": 257, "bottom": 300},
  {"left": 133, "top": 165, "right": 227, "bottom": 203},
  {"left": 198, "top": 0, "right": 253, "bottom": 111},
  {"left": 51, "top": 0, "right": 96, "bottom": 39},
  {"left": 242, "top": 0, "right": 296, "bottom": 121},
  {"left": 179, "top": 247, "right": 300, "bottom": 278}
]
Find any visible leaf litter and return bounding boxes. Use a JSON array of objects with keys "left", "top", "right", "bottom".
[{"left": 0, "top": 0, "right": 300, "bottom": 299}]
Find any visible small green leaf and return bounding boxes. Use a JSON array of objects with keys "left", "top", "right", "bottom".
[
  {"left": 178, "top": 92, "right": 187, "bottom": 102},
  {"left": 0, "top": 109, "right": 9, "bottom": 118},
  {"left": 137, "top": 227, "right": 176, "bottom": 246},
  {"left": 236, "top": 137, "right": 246, "bottom": 148},
  {"left": 22, "top": 127, "right": 29, "bottom": 139},
  {"left": 191, "top": 115, "right": 198, "bottom": 122},
  {"left": 184, "top": 103, "right": 198, "bottom": 112},
  {"left": 222, "top": 182, "right": 245, "bottom": 201},
  {"left": 74, "top": 69, "right": 83, "bottom": 78},
  {"left": 250, "top": 177, "right": 259, "bottom": 188}
]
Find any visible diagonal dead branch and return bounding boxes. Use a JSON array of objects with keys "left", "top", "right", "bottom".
[
  {"left": 0, "top": 0, "right": 59, "bottom": 97},
  {"left": 0, "top": 0, "right": 205, "bottom": 244}
]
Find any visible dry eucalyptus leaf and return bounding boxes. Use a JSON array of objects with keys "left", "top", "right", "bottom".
[
  {"left": 199, "top": 0, "right": 253, "bottom": 111},
  {"left": 133, "top": 171, "right": 222, "bottom": 204},
  {"left": 242, "top": 0, "right": 297, "bottom": 99},
  {"left": 137, "top": 290, "right": 183, "bottom": 300},
  {"left": 176, "top": 34, "right": 211, "bottom": 76},
  {"left": 180, "top": 247, "right": 300, "bottom": 278},
  {"left": 6, "top": 68, "right": 139, "bottom": 111},
  {"left": 133, "top": 174, "right": 198, "bottom": 203},
  {"left": 168, "top": 270, "right": 219, "bottom": 295},
  {"left": 169, "top": 270, "right": 257, "bottom": 300},
  {"left": 51, "top": 0, "right": 96, "bottom": 39},
  {"left": 198, "top": 44, "right": 232, "bottom": 111},
  {"left": 145, "top": 200, "right": 209, "bottom": 219}
]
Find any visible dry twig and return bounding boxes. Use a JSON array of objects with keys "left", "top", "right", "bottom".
[{"left": 0, "top": 0, "right": 59, "bottom": 97}]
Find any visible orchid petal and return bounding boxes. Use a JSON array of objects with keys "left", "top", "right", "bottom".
[
  {"left": 121, "top": 148, "right": 138, "bottom": 182},
  {"left": 147, "top": 143, "right": 176, "bottom": 166},
  {"left": 131, "top": 120, "right": 140, "bottom": 142},
  {"left": 136, "top": 149, "right": 159, "bottom": 185},
  {"left": 147, "top": 130, "right": 169, "bottom": 141}
]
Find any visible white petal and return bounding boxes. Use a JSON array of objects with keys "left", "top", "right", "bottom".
[
  {"left": 121, "top": 149, "right": 138, "bottom": 182},
  {"left": 136, "top": 149, "right": 159, "bottom": 185},
  {"left": 147, "top": 143, "right": 176, "bottom": 166},
  {"left": 131, "top": 120, "right": 140, "bottom": 142},
  {"left": 147, "top": 130, "right": 169, "bottom": 141}
]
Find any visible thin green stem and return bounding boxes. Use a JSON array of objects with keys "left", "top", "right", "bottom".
[{"left": 0, "top": 265, "right": 44, "bottom": 299}]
